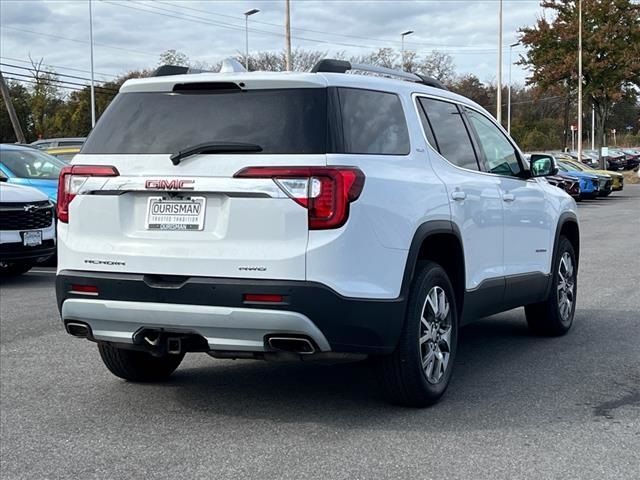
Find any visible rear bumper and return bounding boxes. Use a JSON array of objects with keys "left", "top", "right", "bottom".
[{"left": 56, "top": 270, "right": 406, "bottom": 354}]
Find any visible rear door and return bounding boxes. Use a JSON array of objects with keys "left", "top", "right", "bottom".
[{"left": 58, "top": 85, "right": 329, "bottom": 281}]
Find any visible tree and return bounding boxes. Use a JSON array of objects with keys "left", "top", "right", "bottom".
[
  {"left": 419, "top": 51, "right": 455, "bottom": 84},
  {"left": 27, "top": 57, "right": 62, "bottom": 139},
  {"left": 241, "top": 49, "right": 327, "bottom": 72},
  {"left": 449, "top": 74, "right": 491, "bottom": 106},
  {"left": 158, "top": 49, "right": 190, "bottom": 67},
  {"left": 519, "top": 0, "right": 640, "bottom": 159}
]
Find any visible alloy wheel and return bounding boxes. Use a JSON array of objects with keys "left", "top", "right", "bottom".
[
  {"left": 419, "top": 286, "right": 453, "bottom": 384},
  {"left": 557, "top": 252, "right": 575, "bottom": 324}
]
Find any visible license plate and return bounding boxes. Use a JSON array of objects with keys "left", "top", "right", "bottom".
[
  {"left": 22, "top": 230, "right": 43, "bottom": 247},
  {"left": 146, "top": 197, "right": 206, "bottom": 231}
]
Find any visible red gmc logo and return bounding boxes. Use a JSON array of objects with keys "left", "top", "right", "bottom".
[{"left": 145, "top": 179, "right": 195, "bottom": 190}]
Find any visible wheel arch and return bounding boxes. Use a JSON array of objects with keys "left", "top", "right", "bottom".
[
  {"left": 556, "top": 212, "right": 580, "bottom": 265},
  {"left": 401, "top": 221, "right": 466, "bottom": 319}
]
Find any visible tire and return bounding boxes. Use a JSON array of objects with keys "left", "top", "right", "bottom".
[
  {"left": 97, "top": 342, "right": 184, "bottom": 382},
  {"left": 525, "top": 236, "right": 577, "bottom": 336},
  {"left": 0, "top": 262, "right": 34, "bottom": 277},
  {"left": 376, "top": 261, "right": 458, "bottom": 407}
]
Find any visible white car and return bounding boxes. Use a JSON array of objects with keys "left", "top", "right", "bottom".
[
  {"left": 55, "top": 59, "right": 579, "bottom": 406},
  {"left": 0, "top": 180, "right": 56, "bottom": 275}
]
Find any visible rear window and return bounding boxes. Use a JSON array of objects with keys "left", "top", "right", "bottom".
[{"left": 83, "top": 88, "right": 328, "bottom": 155}]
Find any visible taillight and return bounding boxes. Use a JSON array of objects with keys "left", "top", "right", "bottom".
[
  {"left": 234, "top": 167, "right": 365, "bottom": 229},
  {"left": 57, "top": 165, "right": 119, "bottom": 223}
]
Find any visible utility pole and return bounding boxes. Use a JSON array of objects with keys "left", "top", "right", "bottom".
[
  {"left": 577, "top": 0, "right": 583, "bottom": 162},
  {"left": 285, "top": 0, "right": 292, "bottom": 71},
  {"left": 89, "top": 0, "right": 96, "bottom": 128},
  {"left": 496, "top": 0, "right": 503, "bottom": 125},
  {"left": 0, "top": 71, "right": 26, "bottom": 143},
  {"left": 507, "top": 41, "right": 519, "bottom": 135},
  {"left": 591, "top": 104, "right": 595, "bottom": 150}
]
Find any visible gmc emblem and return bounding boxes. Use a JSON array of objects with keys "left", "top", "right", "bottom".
[{"left": 145, "top": 179, "right": 195, "bottom": 190}]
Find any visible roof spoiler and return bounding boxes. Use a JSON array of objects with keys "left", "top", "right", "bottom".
[
  {"left": 310, "top": 59, "right": 448, "bottom": 90},
  {"left": 153, "top": 58, "right": 247, "bottom": 77}
]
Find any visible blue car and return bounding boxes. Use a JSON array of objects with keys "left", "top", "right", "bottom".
[
  {"left": 0, "top": 144, "right": 66, "bottom": 202},
  {"left": 556, "top": 162, "right": 600, "bottom": 199}
]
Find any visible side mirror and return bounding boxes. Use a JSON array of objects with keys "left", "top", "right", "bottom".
[{"left": 530, "top": 154, "right": 558, "bottom": 177}]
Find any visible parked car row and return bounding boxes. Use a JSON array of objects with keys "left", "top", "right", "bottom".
[
  {"left": 0, "top": 143, "right": 66, "bottom": 275},
  {"left": 526, "top": 152, "right": 623, "bottom": 201},
  {"left": 556, "top": 147, "right": 640, "bottom": 171}
]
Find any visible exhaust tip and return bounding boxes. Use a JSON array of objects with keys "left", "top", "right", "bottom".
[
  {"left": 267, "top": 336, "right": 316, "bottom": 355},
  {"left": 65, "top": 321, "right": 91, "bottom": 338}
]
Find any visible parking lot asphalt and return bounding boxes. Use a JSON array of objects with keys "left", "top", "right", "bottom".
[{"left": 1, "top": 186, "right": 639, "bottom": 480}]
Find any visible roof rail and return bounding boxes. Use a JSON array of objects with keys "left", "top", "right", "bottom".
[{"left": 310, "top": 59, "right": 448, "bottom": 91}]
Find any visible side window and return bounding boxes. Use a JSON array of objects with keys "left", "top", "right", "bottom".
[
  {"left": 464, "top": 108, "right": 522, "bottom": 177},
  {"left": 418, "top": 97, "right": 479, "bottom": 171},
  {"left": 338, "top": 88, "right": 410, "bottom": 155},
  {"left": 416, "top": 100, "right": 438, "bottom": 150}
]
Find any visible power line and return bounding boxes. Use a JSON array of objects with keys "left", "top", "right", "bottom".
[
  {"left": 3, "top": 76, "right": 92, "bottom": 93},
  {"left": 0, "top": 56, "right": 118, "bottom": 80},
  {"left": 2, "top": 72, "right": 118, "bottom": 94},
  {"left": 101, "top": 0, "right": 515, "bottom": 55},
  {"left": 3, "top": 26, "right": 158, "bottom": 58},
  {"left": 1, "top": 62, "right": 116, "bottom": 85},
  {"left": 154, "top": 0, "right": 518, "bottom": 51}
]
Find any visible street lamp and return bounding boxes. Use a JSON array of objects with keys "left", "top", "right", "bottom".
[
  {"left": 400, "top": 30, "right": 414, "bottom": 71},
  {"left": 507, "top": 41, "right": 519, "bottom": 135},
  {"left": 88, "top": 0, "right": 95, "bottom": 128},
  {"left": 496, "top": 0, "right": 503, "bottom": 125},
  {"left": 244, "top": 8, "right": 260, "bottom": 70}
]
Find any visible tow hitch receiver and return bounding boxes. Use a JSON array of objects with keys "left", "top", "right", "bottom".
[
  {"left": 167, "top": 337, "right": 182, "bottom": 355},
  {"left": 134, "top": 329, "right": 208, "bottom": 356}
]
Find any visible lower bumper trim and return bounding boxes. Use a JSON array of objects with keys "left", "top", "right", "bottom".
[{"left": 61, "top": 298, "right": 332, "bottom": 352}]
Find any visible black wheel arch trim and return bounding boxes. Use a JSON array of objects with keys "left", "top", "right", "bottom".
[{"left": 399, "top": 220, "right": 465, "bottom": 300}]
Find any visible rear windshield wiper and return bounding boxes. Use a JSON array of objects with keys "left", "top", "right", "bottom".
[{"left": 170, "top": 142, "right": 263, "bottom": 165}]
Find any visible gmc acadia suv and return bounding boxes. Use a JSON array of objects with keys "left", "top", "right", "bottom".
[{"left": 56, "top": 59, "right": 579, "bottom": 406}]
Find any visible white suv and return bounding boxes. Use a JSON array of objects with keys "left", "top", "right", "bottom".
[{"left": 56, "top": 60, "right": 579, "bottom": 406}]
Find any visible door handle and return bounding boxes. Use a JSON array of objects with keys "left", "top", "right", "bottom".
[
  {"left": 451, "top": 190, "right": 467, "bottom": 201},
  {"left": 503, "top": 193, "right": 515, "bottom": 202}
]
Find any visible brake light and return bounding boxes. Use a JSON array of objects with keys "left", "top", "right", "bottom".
[
  {"left": 57, "top": 165, "right": 119, "bottom": 223},
  {"left": 234, "top": 167, "right": 365, "bottom": 229}
]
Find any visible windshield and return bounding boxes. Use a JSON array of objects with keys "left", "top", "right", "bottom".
[
  {"left": 0, "top": 149, "right": 66, "bottom": 180},
  {"left": 565, "top": 161, "right": 588, "bottom": 172},
  {"left": 82, "top": 89, "right": 328, "bottom": 155}
]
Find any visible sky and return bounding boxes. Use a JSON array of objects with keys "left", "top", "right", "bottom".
[{"left": 1, "top": 0, "right": 545, "bottom": 90}]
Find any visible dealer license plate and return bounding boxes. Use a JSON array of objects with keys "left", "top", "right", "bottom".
[{"left": 145, "top": 196, "right": 206, "bottom": 231}]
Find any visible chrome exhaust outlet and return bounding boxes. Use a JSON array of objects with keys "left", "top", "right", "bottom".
[
  {"left": 65, "top": 322, "right": 90, "bottom": 338},
  {"left": 267, "top": 336, "right": 316, "bottom": 355}
]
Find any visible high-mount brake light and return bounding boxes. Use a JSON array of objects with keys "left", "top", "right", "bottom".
[
  {"left": 234, "top": 167, "right": 365, "bottom": 230},
  {"left": 57, "top": 165, "right": 119, "bottom": 223}
]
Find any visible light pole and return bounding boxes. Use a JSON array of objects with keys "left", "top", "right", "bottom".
[
  {"left": 89, "top": 0, "right": 95, "bottom": 128},
  {"left": 507, "top": 41, "right": 519, "bottom": 135},
  {"left": 577, "top": 0, "right": 583, "bottom": 162},
  {"left": 496, "top": 0, "right": 503, "bottom": 125},
  {"left": 244, "top": 8, "right": 260, "bottom": 71},
  {"left": 400, "top": 30, "right": 414, "bottom": 71}
]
